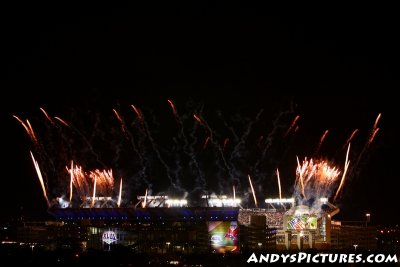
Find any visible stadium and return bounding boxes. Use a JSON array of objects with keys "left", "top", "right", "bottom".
[{"left": 38, "top": 193, "right": 373, "bottom": 254}]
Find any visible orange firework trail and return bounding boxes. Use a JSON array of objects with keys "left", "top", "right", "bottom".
[
  {"left": 334, "top": 143, "right": 351, "bottom": 201},
  {"left": 276, "top": 168, "right": 282, "bottom": 200},
  {"left": 296, "top": 156, "right": 306, "bottom": 198},
  {"left": 13, "top": 116, "right": 38, "bottom": 144},
  {"left": 131, "top": 104, "right": 144, "bottom": 122},
  {"left": 142, "top": 188, "right": 148, "bottom": 208},
  {"left": 167, "top": 99, "right": 177, "bottom": 115},
  {"left": 117, "top": 178, "right": 123, "bottom": 208},
  {"left": 373, "top": 113, "right": 381, "bottom": 130},
  {"left": 223, "top": 138, "right": 229, "bottom": 150},
  {"left": 112, "top": 109, "right": 127, "bottom": 134},
  {"left": 91, "top": 176, "right": 97, "bottom": 208},
  {"left": 368, "top": 128, "right": 379, "bottom": 145},
  {"left": 319, "top": 129, "right": 329, "bottom": 145},
  {"left": 248, "top": 174, "right": 258, "bottom": 207},
  {"left": 315, "top": 129, "right": 329, "bottom": 155},
  {"left": 39, "top": 107, "right": 54, "bottom": 124},
  {"left": 30, "top": 151, "right": 50, "bottom": 207},
  {"left": 193, "top": 114, "right": 204, "bottom": 126},
  {"left": 69, "top": 161, "right": 74, "bottom": 204},
  {"left": 342, "top": 129, "right": 358, "bottom": 150},
  {"left": 203, "top": 136, "right": 210, "bottom": 150},
  {"left": 54, "top": 117, "right": 70, "bottom": 127},
  {"left": 284, "top": 115, "right": 300, "bottom": 137}
]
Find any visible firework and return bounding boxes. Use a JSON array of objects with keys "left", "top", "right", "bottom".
[
  {"left": 117, "top": 178, "right": 123, "bottom": 208},
  {"left": 295, "top": 157, "right": 341, "bottom": 203},
  {"left": 248, "top": 174, "right": 257, "bottom": 207},
  {"left": 223, "top": 138, "right": 229, "bottom": 150},
  {"left": 142, "top": 188, "right": 148, "bottom": 208},
  {"left": 30, "top": 151, "right": 50, "bottom": 207},
  {"left": 284, "top": 115, "right": 300, "bottom": 137},
  {"left": 14, "top": 116, "right": 38, "bottom": 144},
  {"left": 368, "top": 128, "right": 379, "bottom": 145},
  {"left": 167, "top": 99, "right": 177, "bottom": 115},
  {"left": 233, "top": 185, "right": 236, "bottom": 201},
  {"left": 276, "top": 168, "right": 282, "bottom": 200},
  {"left": 342, "top": 129, "right": 358, "bottom": 150},
  {"left": 69, "top": 161, "right": 73, "bottom": 205},
  {"left": 203, "top": 136, "right": 210, "bottom": 150},
  {"left": 54, "top": 117, "right": 70, "bottom": 127},
  {"left": 334, "top": 143, "right": 351, "bottom": 201},
  {"left": 131, "top": 105, "right": 143, "bottom": 122},
  {"left": 91, "top": 176, "right": 97, "bottom": 208},
  {"left": 39, "top": 107, "right": 54, "bottom": 124}
]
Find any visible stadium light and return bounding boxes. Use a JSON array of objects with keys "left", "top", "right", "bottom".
[{"left": 265, "top": 198, "right": 294, "bottom": 204}]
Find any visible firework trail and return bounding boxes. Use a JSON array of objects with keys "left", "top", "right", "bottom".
[
  {"left": 112, "top": 108, "right": 149, "bottom": 188},
  {"left": 194, "top": 113, "right": 236, "bottom": 191},
  {"left": 39, "top": 107, "right": 55, "bottom": 125},
  {"left": 284, "top": 115, "right": 300, "bottom": 138},
  {"left": 112, "top": 109, "right": 128, "bottom": 134},
  {"left": 233, "top": 185, "right": 236, "bottom": 200},
  {"left": 14, "top": 116, "right": 38, "bottom": 144},
  {"left": 342, "top": 129, "right": 358, "bottom": 150},
  {"left": 315, "top": 129, "right": 329, "bottom": 155},
  {"left": 222, "top": 138, "right": 229, "bottom": 151},
  {"left": 296, "top": 156, "right": 306, "bottom": 198},
  {"left": 131, "top": 104, "right": 144, "bottom": 124},
  {"left": 91, "top": 175, "right": 97, "bottom": 207},
  {"left": 187, "top": 112, "right": 206, "bottom": 195},
  {"left": 69, "top": 161, "right": 73, "bottom": 205},
  {"left": 257, "top": 136, "right": 264, "bottom": 148},
  {"left": 54, "top": 117, "right": 70, "bottom": 127},
  {"left": 55, "top": 116, "right": 105, "bottom": 167},
  {"left": 167, "top": 99, "right": 178, "bottom": 117},
  {"left": 368, "top": 128, "right": 379, "bottom": 145},
  {"left": 30, "top": 151, "right": 50, "bottom": 207},
  {"left": 142, "top": 188, "right": 148, "bottom": 208},
  {"left": 203, "top": 136, "right": 210, "bottom": 150},
  {"left": 334, "top": 143, "right": 351, "bottom": 202},
  {"left": 248, "top": 174, "right": 257, "bottom": 207},
  {"left": 351, "top": 113, "right": 382, "bottom": 176},
  {"left": 276, "top": 168, "right": 282, "bottom": 200},
  {"left": 253, "top": 109, "right": 292, "bottom": 183},
  {"left": 136, "top": 105, "right": 183, "bottom": 193},
  {"left": 117, "top": 178, "right": 122, "bottom": 207},
  {"left": 216, "top": 110, "right": 239, "bottom": 142}
]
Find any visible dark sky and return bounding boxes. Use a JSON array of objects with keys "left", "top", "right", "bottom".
[{"left": 1, "top": 7, "right": 399, "bottom": 224}]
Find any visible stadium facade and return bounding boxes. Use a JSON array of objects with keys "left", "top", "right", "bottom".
[{"left": 2, "top": 196, "right": 376, "bottom": 253}]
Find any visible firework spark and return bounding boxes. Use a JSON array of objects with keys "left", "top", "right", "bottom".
[
  {"left": 295, "top": 157, "right": 341, "bottom": 203},
  {"left": 69, "top": 161, "right": 73, "bottom": 205},
  {"left": 14, "top": 116, "right": 38, "bottom": 144},
  {"left": 131, "top": 105, "right": 143, "bottom": 122},
  {"left": 117, "top": 178, "right": 123, "bottom": 208},
  {"left": 368, "top": 128, "right": 380, "bottom": 145},
  {"left": 167, "top": 99, "right": 177, "bottom": 115},
  {"left": 30, "top": 151, "right": 50, "bottom": 207},
  {"left": 203, "top": 136, "right": 210, "bottom": 150},
  {"left": 91, "top": 176, "right": 97, "bottom": 208},
  {"left": 54, "top": 117, "right": 70, "bottom": 127},
  {"left": 276, "top": 168, "right": 282, "bottom": 200},
  {"left": 342, "top": 129, "right": 358, "bottom": 150},
  {"left": 233, "top": 185, "right": 236, "bottom": 200},
  {"left": 284, "top": 115, "right": 300, "bottom": 137},
  {"left": 142, "top": 188, "right": 148, "bottom": 208},
  {"left": 39, "top": 107, "right": 54, "bottom": 124},
  {"left": 248, "top": 174, "right": 257, "bottom": 207},
  {"left": 334, "top": 143, "right": 351, "bottom": 201},
  {"left": 223, "top": 138, "right": 229, "bottom": 150}
]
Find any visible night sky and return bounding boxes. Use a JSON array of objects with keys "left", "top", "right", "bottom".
[{"left": 1, "top": 7, "right": 399, "bottom": 225}]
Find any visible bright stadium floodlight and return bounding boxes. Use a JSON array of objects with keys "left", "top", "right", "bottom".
[
  {"left": 320, "top": 197, "right": 328, "bottom": 204},
  {"left": 165, "top": 199, "right": 187, "bottom": 207},
  {"left": 265, "top": 198, "right": 295, "bottom": 204}
]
